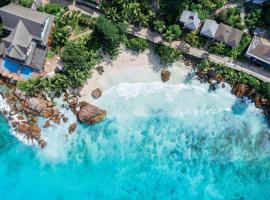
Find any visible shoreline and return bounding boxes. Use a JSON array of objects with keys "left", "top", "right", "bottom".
[
  {"left": 79, "top": 48, "right": 193, "bottom": 103},
  {"left": 0, "top": 47, "right": 269, "bottom": 147}
]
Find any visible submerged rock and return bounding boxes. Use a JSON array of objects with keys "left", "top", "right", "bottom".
[
  {"left": 77, "top": 102, "right": 106, "bottom": 124},
  {"left": 38, "top": 139, "right": 47, "bottom": 148},
  {"left": 161, "top": 69, "right": 171, "bottom": 82},
  {"left": 91, "top": 88, "right": 102, "bottom": 99},
  {"left": 43, "top": 120, "right": 51, "bottom": 128},
  {"left": 69, "top": 123, "right": 77, "bottom": 134},
  {"left": 17, "top": 123, "right": 41, "bottom": 141},
  {"left": 63, "top": 116, "right": 68, "bottom": 123}
]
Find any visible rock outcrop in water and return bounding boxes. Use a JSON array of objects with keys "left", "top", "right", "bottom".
[
  {"left": 161, "top": 69, "right": 171, "bottom": 82},
  {"left": 0, "top": 89, "right": 67, "bottom": 148},
  {"left": 12, "top": 89, "right": 60, "bottom": 118},
  {"left": 232, "top": 84, "right": 249, "bottom": 98},
  {"left": 69, "top": 123, "right": 77, "bottom": 134},
  {"left": 77, "top": 102, "right": 106, "bottom": 124}
]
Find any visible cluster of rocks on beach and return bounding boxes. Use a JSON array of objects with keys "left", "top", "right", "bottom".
[
  {"left": 196, "top": 67, "right": 270, "bottom": 121},
  {"left": 0, "top": 84, "right": 107, "bottom": 148}
]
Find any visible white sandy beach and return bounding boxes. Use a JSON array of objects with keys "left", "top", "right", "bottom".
[{"left": 79, "top": 48, "right": 193, "bottom": 102}]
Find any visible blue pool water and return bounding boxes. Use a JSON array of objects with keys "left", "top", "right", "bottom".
[
  {"left": 0, "top": 81, "right": 270, "bottom": 200},
  {"left": 2, "top": 59, "right": 33, "bottom": 79}
]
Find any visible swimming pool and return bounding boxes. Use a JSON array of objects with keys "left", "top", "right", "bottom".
[{"left": 2, "top": 58, "right": 33, "bottom": 79}]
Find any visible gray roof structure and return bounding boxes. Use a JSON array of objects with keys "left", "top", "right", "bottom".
[
  {"left": 0, "top": 3, "right": 54, "bottom": 71},
  {"left": 179, "top": 11, "right": 200, "bottom": 31},
  {"left": 214, "top": 23, "right": 243, "bottom": 47},
  {"left": 245, "top": 36, "right": 270, "bottom": 65},
  {"left": 200, "top": 19, "right": 219, "bottom": 38}
]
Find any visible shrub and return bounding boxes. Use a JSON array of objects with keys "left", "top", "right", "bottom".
[
  {"left": 153, "top": 20, "right": 166, "bottom": 34},
  {"left": 209, "top": 42, "right": 226, "bottom": 54},
  {"left": 162, "top": 25, "right": 182, "bottom": 42},
  {"left": 245, "top": 8, "right": 262, "bottom": 29},
  {"left": 125, "top": 37, "right": 148, "bottom": 53},
  {"left": 259, "top": 82, "right": 270, "bottom": 99},
  {"left": 217, "top": 7, "right": 245, "bottom": 30},
  {"left": 38, "top": 3, "right": 63, "bottom": 15},
  {"left": 227, "top": 34, "right": 251, "bottom": 59},
  {"left": 154, "top": 44, "right": 182, "bottom": 65},
  {"left": 19, "top": 0, "right": 33, "bottom": 8}
]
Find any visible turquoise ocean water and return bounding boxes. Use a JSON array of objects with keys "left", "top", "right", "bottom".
[{"left": 0, "top": 80, "right": 270, "bottom": 200}]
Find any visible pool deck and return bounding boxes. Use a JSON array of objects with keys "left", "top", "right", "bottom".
[{"left": 0, "top": 57, "right": 48, "bottom": 82}]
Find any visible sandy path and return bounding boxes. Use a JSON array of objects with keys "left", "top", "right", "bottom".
[{"left": 79, "top": 48, "right": 193, "bottom": 103}]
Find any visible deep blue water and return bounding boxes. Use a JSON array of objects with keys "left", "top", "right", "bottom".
[{"left": 0, "top": 82, "right": 270, "bottom": 200}]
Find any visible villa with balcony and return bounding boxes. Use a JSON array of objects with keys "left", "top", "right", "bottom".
[{"left": 0, "top": 3, "right": 54, "bottom": 81}]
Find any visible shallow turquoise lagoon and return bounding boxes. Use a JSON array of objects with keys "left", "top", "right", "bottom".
[{"left": 0, "top": 81, "right": 270, "bottom": 200}]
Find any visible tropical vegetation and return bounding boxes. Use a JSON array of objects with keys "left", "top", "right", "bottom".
[
  {"left": 162, "top": 25, "right": 182, "bottom": 42},
  {"left": 125, "top": 37, "right": 148, "bottom": 53},
  {"left": 18, "top": 41, "right": 99, "bottom": 96},
  {"left": 208, "top": 34, "right": 251, "bottom": 59},
  {"left": 37, "top": 3, "right": 63, "bottom": 15},
  {"left": 18, "top": 0, "right": 33, "bottom": 8},
  {"left": 217, "top": 7, "right": 245, "bottom": 30},
  {"left": 197, "top": 59, "right": 267, "bottom": 95},
  {"left": 91, "top": 16, "right": 127, "bottom": 57},
  {"left": 154, "top": 44, "right": 182, "bottom": 65},
  {"left": 185, "top": 32, "right": 207, "bottom": 48}
]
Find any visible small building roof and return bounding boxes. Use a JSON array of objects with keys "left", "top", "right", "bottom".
[
  {"left": 200, "top": 19, "right": 219, "bottom": 38},
  {"left": 0, "top": 3, "right": 48, "bottom": 24},
  {"left": 245, "top": 0, "right": 266, "bottom": 4},
  {"left": 245, "top": 36, "right": 270, "bottom": 65},
  {"left": 0, "top": 3, "right": 54, "bottom": 71},
  {"left": 179, "top": 10, "right": 200, "bottom": 31},
  {"left": 214, "top": 23, "right": 243, "bottom": 47}
]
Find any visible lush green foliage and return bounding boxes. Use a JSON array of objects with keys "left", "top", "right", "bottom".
[
  {"left": 162, "top": 25, "right": 182, "bottom": 42},
  {"left": 18, "top": 41, "right": 99, "bottom": 96},
  {"left": 227, "top": 34, "right": 252, "bottom": 59},
  {"left": 92, "top": 16, "right": 126, "bottom": 57},
  {"left": 185, "top": 32, "right": 206, "bottom": 48},
  {"left": 209, "top": 42, "right": 225, "bottom": 54},
  {"left": 153, "top": 20, "right": 166, "bottom": 34},
  {"left": 217, "top": 7, "right": 245, "bottom": 30},
  {"left": 208, "top": 35, "right": 251, "bottom": 59},
  {"left": 38, "top": 3, "right": 63, "bottom": 15},
  {"left": 259, "top": 82, "right": 270, "bottom": 99},
  {"left": 78, "top": 13, "right": 96, "bottom": 29},
  {"left": 197, "top": 59, "right": 261, "bottom": 90},
  {"left": 125, "top": 37, "right": 148, "bottom": 53},
  {"left": 244, "top": 4, "right": 262, "bottom": 29},
  {"left": 154, "top": 44, "right": 182, "bottom": 65},
  {"left": 159, "top": 0, "right": 227, "bottom": 24},
  {"left": 102, "top": 0, "right": 156, "bottom": 27},
  {"left": 19, "top": 0, "right": 33, "bottom": 8}
]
